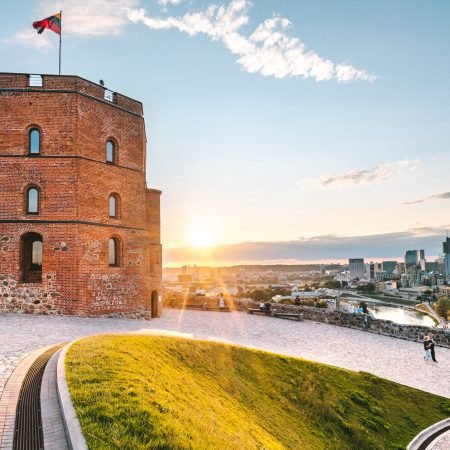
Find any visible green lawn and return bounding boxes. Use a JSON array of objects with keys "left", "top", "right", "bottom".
[{"left": 66, "top": 335, "right": 450, "bottom": 450}]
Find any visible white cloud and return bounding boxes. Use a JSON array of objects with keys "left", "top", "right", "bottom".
[
  {"left": 40, "top": 0, "right": 139, "bottom": 35},
  {"left": 158, "top": 0, "right": 185, "bottom": 5},
  {"left": 299, "top": 159, "right": 420, "bottom": 190},
  {"left": 126, "top": 0, "right": 376, "bottom": 82},
  {"left": 17, "top": 0, "right": 376, "bottom": 82},
  {"left": 403, "top": 191, "right": 450, "bottom": 205},
  {"left": 1, "top": 28, "right": 53, "bottom": 50}
]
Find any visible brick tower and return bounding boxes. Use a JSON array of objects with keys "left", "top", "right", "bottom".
[{"left": 0, "top": 73, "right": 162, "bottom": 317}]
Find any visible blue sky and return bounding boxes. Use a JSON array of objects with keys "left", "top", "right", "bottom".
[{"left": 1, "top": 0, "right": 449, "bottom": 265}]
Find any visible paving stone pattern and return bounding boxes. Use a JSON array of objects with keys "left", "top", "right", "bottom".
[
  {"left": 1, "top": 309, "right": 450, "bottom": 420},
  {"left": 432, "top": 430, "right": 450, "bottom": 449}
]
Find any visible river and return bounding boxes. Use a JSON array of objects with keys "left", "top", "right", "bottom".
[{"left": 345, "top": 299, "right": 436, "bottom": 327}]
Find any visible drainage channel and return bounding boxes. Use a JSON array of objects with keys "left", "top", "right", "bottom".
[
  {"left": 12, "top": 344, "right": 64, "bottom": 450},
  {"left": 418, "top": 426, "right": 450, "bottom": 450}
]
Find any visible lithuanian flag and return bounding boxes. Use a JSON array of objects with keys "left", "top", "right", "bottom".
[{"left": 32, "top": 13, "right": 61, "bottom": 35}]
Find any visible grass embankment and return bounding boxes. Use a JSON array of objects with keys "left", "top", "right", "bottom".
[{"left": 66, "top": 336, "right": 450, "bottom": 450}]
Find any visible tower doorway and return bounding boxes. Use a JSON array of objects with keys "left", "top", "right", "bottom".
[{"left": 151, "top": 290, "right": 159, "bottom": 318}]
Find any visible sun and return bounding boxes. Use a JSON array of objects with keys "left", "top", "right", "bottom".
[{"left": 190, "top": 226, "right": 213, "bottom": 248}]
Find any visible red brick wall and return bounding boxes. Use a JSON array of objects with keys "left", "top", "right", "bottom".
[{"left": 0, "top": 73, "right": 162, "bottom": 317}]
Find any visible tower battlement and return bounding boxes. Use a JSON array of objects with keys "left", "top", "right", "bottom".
[{"left": 0, "top": 72, "right": 143, "bottom": 115}]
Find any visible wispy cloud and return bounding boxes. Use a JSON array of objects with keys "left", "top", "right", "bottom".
[
  {"left": 164, "top": 225, "right": 449, "bottom": 264},
  {"left": 40, "top": 0, "right": 138, "bottom": 35},
  {"left": 403, "top": 192, "right": 450, "bottom": 205},
  {"left": 299, "top": 159, "right": 420, "bottom": 190},
  {"left": 127, "top": 0, "right": 376, "bottom": 82},
  {"left": 1, "top": 27, "right": 54, "bottom": 50}
]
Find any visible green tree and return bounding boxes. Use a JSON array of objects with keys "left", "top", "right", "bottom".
[
  {"left": 250, "top": 289, "right": 271, "bottom": 303},
  {"left": 356, "top": 283, "right": 375, "bottom": 294},
  {"left": 435, "top": 297, "right": 450, "bottom": 319},
  {"left": 324, "top": 280, "right": 341, "bottom": 289}
]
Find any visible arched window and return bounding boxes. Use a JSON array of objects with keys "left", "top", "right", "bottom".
[
  {"left": 29, "top": 128, "right": 41, "bottom": 155},
  {"left": 109, "top": 238, "right": 120, "bottom": 266},
  {"left": 26, "top": 187, "right": 39, "bottom": 214},
  {"left": 106, "top": 140, "right": 115, "bottom": 163},
  {"left": 20, "top": 232, "right": 43, "bottom": 283},
  {"left": 109, "top": 194, "right": 118, "bottom": 218}
]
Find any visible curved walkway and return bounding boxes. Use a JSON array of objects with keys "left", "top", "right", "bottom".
[{"left": 1, "top": 309, "right": 449, "bottom": 402}]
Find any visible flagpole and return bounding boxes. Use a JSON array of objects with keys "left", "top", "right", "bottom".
[{"left": 58, "top": 10, "right": 62, "bottom": 75}]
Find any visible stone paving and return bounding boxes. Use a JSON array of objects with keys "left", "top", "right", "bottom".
[
  {"left": 432, "top": 430, "right": 450, "bottom": 449},
  {"left": 1, "top": 309, "right": 449, "bottom": 401}
]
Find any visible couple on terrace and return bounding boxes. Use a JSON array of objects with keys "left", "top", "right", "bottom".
[{"left": 423, "top": 333, "right": 438, "bottom": 363}]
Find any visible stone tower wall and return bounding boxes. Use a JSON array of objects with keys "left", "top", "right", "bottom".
[{"left": 0, "top": 73, "right": 162, "bottom": 317}]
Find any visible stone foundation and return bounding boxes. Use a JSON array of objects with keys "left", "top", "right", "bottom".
[{"left": 0, "top": 274, "right": 62, "bottom": 315}]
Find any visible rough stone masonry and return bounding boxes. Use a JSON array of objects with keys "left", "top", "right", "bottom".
[{"left": 0, "top": 73, "right": 162, "bottom": 317}]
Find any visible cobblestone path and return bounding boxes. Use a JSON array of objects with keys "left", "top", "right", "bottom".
[{"left": 1, "top": 309, "right": 449, "bottom": 401}]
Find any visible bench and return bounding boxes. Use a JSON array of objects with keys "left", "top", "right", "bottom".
[
  {"left": 206, "top": 307, "right": 231, "bottom": 312},
  {"left": 272, "top": 312, "right": 304, "bottom": 321},
  {"left": 184, "top": 304, "right": 206, "bottom": 310},
  {"left": 247, "top": 308, "right": 272, "bottom": 315}
]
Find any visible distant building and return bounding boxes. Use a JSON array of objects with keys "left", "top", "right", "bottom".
[
  {"left": 442, "top": 237, "right": 450, "bottom": 277},
  {"left": 445, "top": 255, "right": 450, "bottom": 278},
  {"left": 425, "top": 261, "right": 439, "bottom": 272},
  {"left": 349, "top": 258, "right": 365, "bottom": 280},
  {"left": 404, "top": 249, "right": 425, "bottom": 271},
  {"left": 443, "top": 237, "right": 450, "bottom": 254},
  {"left": 178, "top": 274, "right": 193, "bottom": 283},
  {"left": 368, "top": 262, "right": 383, "bottom": 280},
  {"left": 382, "top": 261, "right": 397, "bottom": 278},
  {"left": 404, "top": 250, "right": 418, "bottom": 270}
]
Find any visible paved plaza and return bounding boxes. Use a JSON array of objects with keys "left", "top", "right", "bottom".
[
  {"left": 1, "top": 308, "right": 450, "bottom": 401},
  {"left": 1, "top": 309, "right": 449, "bottom": 449}
]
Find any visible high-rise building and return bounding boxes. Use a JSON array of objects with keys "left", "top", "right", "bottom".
[
  {"left": 382, "top": 261, "right": 397, "bottom": 277},
  {"left": 404, "top": 250, "right": 425, "bottom": 271},
  {"left": 425, "top": 261, "right": 439, "bottom": 272},
  {"left": 443, "top": 237, "right": 450, "bottom": 254},
  {"left": 404, "top": 250, "right": 418, "bottom": 269},
  {"left": 349, "top": 258, "right": 365, "bottom": 280},
  {"left": 443, "top": 237, "right": 450, "bottom": 277}
]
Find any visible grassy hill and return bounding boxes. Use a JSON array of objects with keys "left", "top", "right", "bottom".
[{"left": 66, "top": 335, "right": 450, "bottom": 450}]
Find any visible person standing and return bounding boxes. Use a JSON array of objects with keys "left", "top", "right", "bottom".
[
  {"left": 423, "top": 335, "right": 432, "bottom": 362},
  {"left": 428, "top": 333, "right": 438, "bottom": 363}
]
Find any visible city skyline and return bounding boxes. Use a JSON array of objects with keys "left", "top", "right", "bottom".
[{"left": 1, "top": 0, "right": 449, "bottom": 266}]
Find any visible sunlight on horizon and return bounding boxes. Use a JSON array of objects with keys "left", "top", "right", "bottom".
[{"left": 189, "top": 222, "right": 214, "bottom": 249}]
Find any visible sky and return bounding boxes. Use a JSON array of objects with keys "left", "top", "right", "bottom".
[{"left": 1, "top": 0, "right": 449, "bottom": 266}]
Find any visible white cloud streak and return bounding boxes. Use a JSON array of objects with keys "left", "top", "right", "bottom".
[
  {"left": 18, "top": 0, "right": 375, "bottom": 82},
  {"left": 126, "top": 0, "right": 376, "bottom": 82},
  {"left": 403, "top": 192, "right": 450, "bottom": 205},
  {"left": 300, "top": 159, "right": 420, "bottom": 190}
]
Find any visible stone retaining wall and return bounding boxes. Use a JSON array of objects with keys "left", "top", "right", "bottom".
[{"left": 241, "top": 301, "right": 450, "bottom": 349}]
